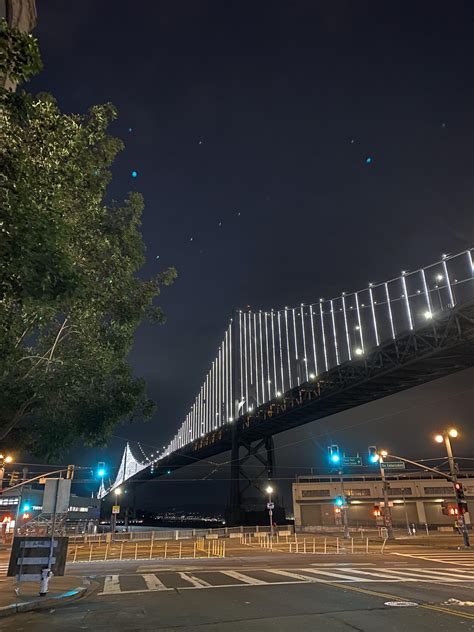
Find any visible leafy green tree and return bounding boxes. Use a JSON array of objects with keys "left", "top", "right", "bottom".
[{"left": 0, "top": 22, "right": 176, "bottom": 459}]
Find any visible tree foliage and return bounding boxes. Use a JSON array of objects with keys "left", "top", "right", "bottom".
[{"left": 0, "top": 24, "right": 176, "bottom": 459}]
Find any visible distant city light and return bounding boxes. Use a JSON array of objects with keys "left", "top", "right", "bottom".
[{"left": 131, "top": 170, "right": 138, "bottom": 177}]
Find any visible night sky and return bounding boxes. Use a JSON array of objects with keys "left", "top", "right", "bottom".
[{"left": 29, "top": 1, "right": 474, "bottom": 510}]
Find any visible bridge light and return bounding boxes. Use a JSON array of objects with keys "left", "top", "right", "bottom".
[
  {"left": 436, "top": 274, "right": 443, "bottom": 282},
  {"left": 309, "top": 373, "right": 316, "bottom": 379},
  {"left": 276, "top": 391, "right": 282, "bottom": 397},
  {"left": 354, "top": 348, "right": 363, "bottom": 356},
  {"left": 423, "top": 311, "right": 433, "bottom": 319}
]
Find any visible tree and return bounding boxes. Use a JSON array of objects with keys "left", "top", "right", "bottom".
[{"left": 0, "top": 21, "right": 177, "bottom": 459}]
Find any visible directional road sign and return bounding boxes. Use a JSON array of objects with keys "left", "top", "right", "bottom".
[
  {"left": 342, "top": 456, "right": 362, "bottom": 466},
  {"left": 381, "top": 461, "right": 405, "bottom": 470}
]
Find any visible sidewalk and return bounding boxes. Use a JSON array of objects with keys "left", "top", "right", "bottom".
[{"left": 0, "top": 575, "right": 98, "bottom": 618}]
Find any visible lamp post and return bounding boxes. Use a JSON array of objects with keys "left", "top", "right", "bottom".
[
  {"left": 111, "top": 487, "right": 122, "bottom": 541},
  {"left": 0, "top": 454, "right": 13, "bottom": 490},
  {"left": 435, "top": 428, "right": 470, "bottom": 547},
  {"left": 266, "top": 485, "right": 274, "bottom": 538},
  {"left": 378, "top": 451, "right": 394, "bottom": 540}
]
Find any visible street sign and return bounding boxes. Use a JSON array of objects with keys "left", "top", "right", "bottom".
[
  {"left": 8, "top": 537, "right": 68, "bottom": 581},
  {"left": 380, "top": 461, "right": 405, "bottom": 470},
  {"left": 43, "top": 478, "right": 71, "bottom": 513},
  {"left": 267, "top": 502, "right": 274, "bottom": 510},
  {"left": 342, "top": 456, "right": 362, "bottom": 467},
  {"left": 112, "top": 505, "right": 120, "bottom": 514}
]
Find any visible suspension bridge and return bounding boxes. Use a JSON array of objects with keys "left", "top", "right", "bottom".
[{"left": 99, "top": 249, "right": 474, "bottom": 523}]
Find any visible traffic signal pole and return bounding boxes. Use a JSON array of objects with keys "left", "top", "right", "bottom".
[
  {"left": 444, "top": 434, "right": 470, "bottom": 548},
  {"left": 338, "top": 472, "right": 350, "bottom": 540},
  {"left": 379, "top": 455, "right": 394, "bottom": 540}
]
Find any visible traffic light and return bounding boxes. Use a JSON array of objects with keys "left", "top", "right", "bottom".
[
  {"left": 328, "top": 445, "right": 340, "bottom": 465},
  {"left": 368, "top": 446, "right": 379, "bottom": 464},
  {"left": 97, "top": 462, "right": 106, "bottom": 478},
  {"left": 373, "top": 505, "right": 381, "bottom": 517},
  {"left": 448, "top": 506, "right": 459, "bottom": 516},
  {"left": 22, "top": 503, "right": 31, "bottom": 512},
  {"left": 454, "top": 482, "right": 468, "bottom": 513},
  {"left": 8, "top": 471, "right": 19, "bottom": 487}
]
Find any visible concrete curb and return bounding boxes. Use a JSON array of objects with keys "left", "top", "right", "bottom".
[{"left": 0, "top": 579, "right": 99, "bottom": 618}]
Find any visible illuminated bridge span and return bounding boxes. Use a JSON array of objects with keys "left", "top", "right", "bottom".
[{"left": 100, "top": 249, "right": 474, "bottom": 516}]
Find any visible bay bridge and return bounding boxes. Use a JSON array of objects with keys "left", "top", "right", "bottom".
[{"left": 99, "top": 249, "right": 474, "bottom": 523}]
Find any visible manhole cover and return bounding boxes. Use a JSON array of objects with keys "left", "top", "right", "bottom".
[{"left": 385, "top": 601, "right": 419, "bottom": 608}]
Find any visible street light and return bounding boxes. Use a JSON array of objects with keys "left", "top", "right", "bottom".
[
  {"left": 111, "top": 487, "right": 122, "bottom": 541},
  {"left": 0, "top": 454, "right": 13, "bottom": 489},
  {"left": 266, "top": 485, "right": 274, "bottom": 538},
  {"left": 433, "top": 428, "right": 469, "bottom": 547}
]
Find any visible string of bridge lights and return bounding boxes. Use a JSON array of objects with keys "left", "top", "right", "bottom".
[{"left": 105, "top": 249, "right": 474, "bottom": 494}]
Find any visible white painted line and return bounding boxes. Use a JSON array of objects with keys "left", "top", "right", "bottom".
[
  {"left": 220, "top": 570, "right": 267, "bottom": 585},
  {"left": 336, "top": 568, "right": 417, "bottom": 581},
  {"left": 143, "top": 574, "right": 168, "bottom": 591},
  {"left": 179, "top": 572, "right": 212, "bottom": 588},
  {"left": 102, "top": 575, "right": 121, "bottom": 594},
  {"left": 266, "top": 569, "right": 319, "bottom": 582},
  {"left": 301, "top": 567, "right": 377, "bottom": 582},
  {"left": 387, "top": 568, "right": 474, "bottom": 582}
]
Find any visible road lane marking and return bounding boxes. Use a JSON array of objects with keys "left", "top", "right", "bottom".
[
  {"left": 265, "top": 569, "right": 319, "bottom": 582},
  {"left": 385, "top": 568, "right": 474, "bottom": 582},
  {"left": 143, "top": 574, "right": 168, "bottom": 591},
  {"left": 220, "top": 570, "right": 267, "bottom": 585},
  {"left": 179, "top": 572, "right": 212, "bottom": 588},
  {"left": 301, "top": 567, "right": 378, "bottom": 582},
  {"left": 335, "top": 568, "right": 417, "bottom": 581},
  {"left": 102, "top": 575, "right": 121, "bottom": 594}
]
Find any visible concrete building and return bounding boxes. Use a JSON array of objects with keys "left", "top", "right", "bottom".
[
  {"left": 0, "top": 486, "right": 101, "bottom": 533},
  {"left": 292, "top": 471, "right": 474, "bottom": 529}
]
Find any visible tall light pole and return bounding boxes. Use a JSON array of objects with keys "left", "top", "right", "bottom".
[
  {"left": 435, "top": 428, "right": 470, "bottom": 547},
  {"left": 378, "top": 451, "right": 394, "bottom": 540},
  {"left": 0, "top": 454, "right": 13, "bottom": 490},
  {"left": 266, "top": 485, "right": 274, "bottom": 538},
  {"left": 111, "top": 487, "right": 122, "bottom": 541}
]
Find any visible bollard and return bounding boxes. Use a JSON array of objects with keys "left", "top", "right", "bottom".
[
  {"left": 208, "top": 541, "right": 211, "bottom": 558},
  {"left": 303, "top": 539, "right": 306, "bottom": 554},
  {"left": 313, "top": 538, "right": 316, "bottom": 554},
  {"left": 73, "top": 545, "right": 78, "bottom": 563},
  {"left": 135, "top": 542, "right": 138, "bottom": 560},
  {"left": 105, "top": 543, "right": 109, "bottom": 561},
  {"left": 194, "top": 541, "right": 196, "bottom": 558},
  {"left": 366, "top": 537, "right": 369, "bottom": 554},
  {"left": 289, "top": 541, "right": 292, "bottom": 553},
  {"left": 296, "top": 540, "right": 299, "bottom": 554},
  {"left": 179, "top": 542, "right": 182, "bottom": 559},
  {"left": 223, "top": 541, "right": 226, "bottom": 558},
  {"left": 351, "top": 538, "right": 354, "bottom": 554},
  {"left": 120, "top": 541, "right": 124, "bottom": 561},
  {"left": 336, "top": 537, "right": 339, "bottom": 554},
  {"left": 149, "top": 539, "right": 153, "bottom": 560},
  {"left": 89, "top": 543, "right": 93, "bottom": 562},
  {"left": 164, "top": 542, "right": 168, "bottom": 559},
  {"left": 324, "top": 538, "right": 327, "bottom": 554}
]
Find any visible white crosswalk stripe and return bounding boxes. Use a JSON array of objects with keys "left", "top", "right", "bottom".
[
  {"left": 96, "top": 565, "right": 474, "bottom": 596},
  {"left": 393, "top": 552, "right": 474, "bottom": 567}
]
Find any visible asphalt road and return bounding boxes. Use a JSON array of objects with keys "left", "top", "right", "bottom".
[{"left": 3, "top": 548, "right": 474, "bottom": 631}]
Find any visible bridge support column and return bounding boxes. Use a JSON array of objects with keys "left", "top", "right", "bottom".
[{"left": 226, "top": 427, "right": 278, "bottom": 526}]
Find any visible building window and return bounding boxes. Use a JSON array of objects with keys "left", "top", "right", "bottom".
[
  {"left": 346, "top": 489, "right": 371, "bottom": 497},
  {"left": 301, "top": 489, "right": 331, "bottom": 498},
  {"left": 387, "top": 487, "right": 412, "bottom": 496},
  {"left": 423, "top": 487, "right": 451, "bottom": 495},
  {"left": 68, "top": 507, "right": 89, "bottom": 512}
]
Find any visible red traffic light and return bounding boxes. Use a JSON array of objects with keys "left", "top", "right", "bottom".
[
  {"left": 455, "top": 482, "right": 462, "bottom": 491},
  {"left": 22, "top": 512, "right": 31, "bottom": 520}
]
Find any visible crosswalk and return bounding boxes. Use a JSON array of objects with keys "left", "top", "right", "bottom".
[
  {"left": 97, "top": 565, "right": 474, "bottom": 596},
  {"left": 393, "top": 552, "right": 474, "bottom": 567}
]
